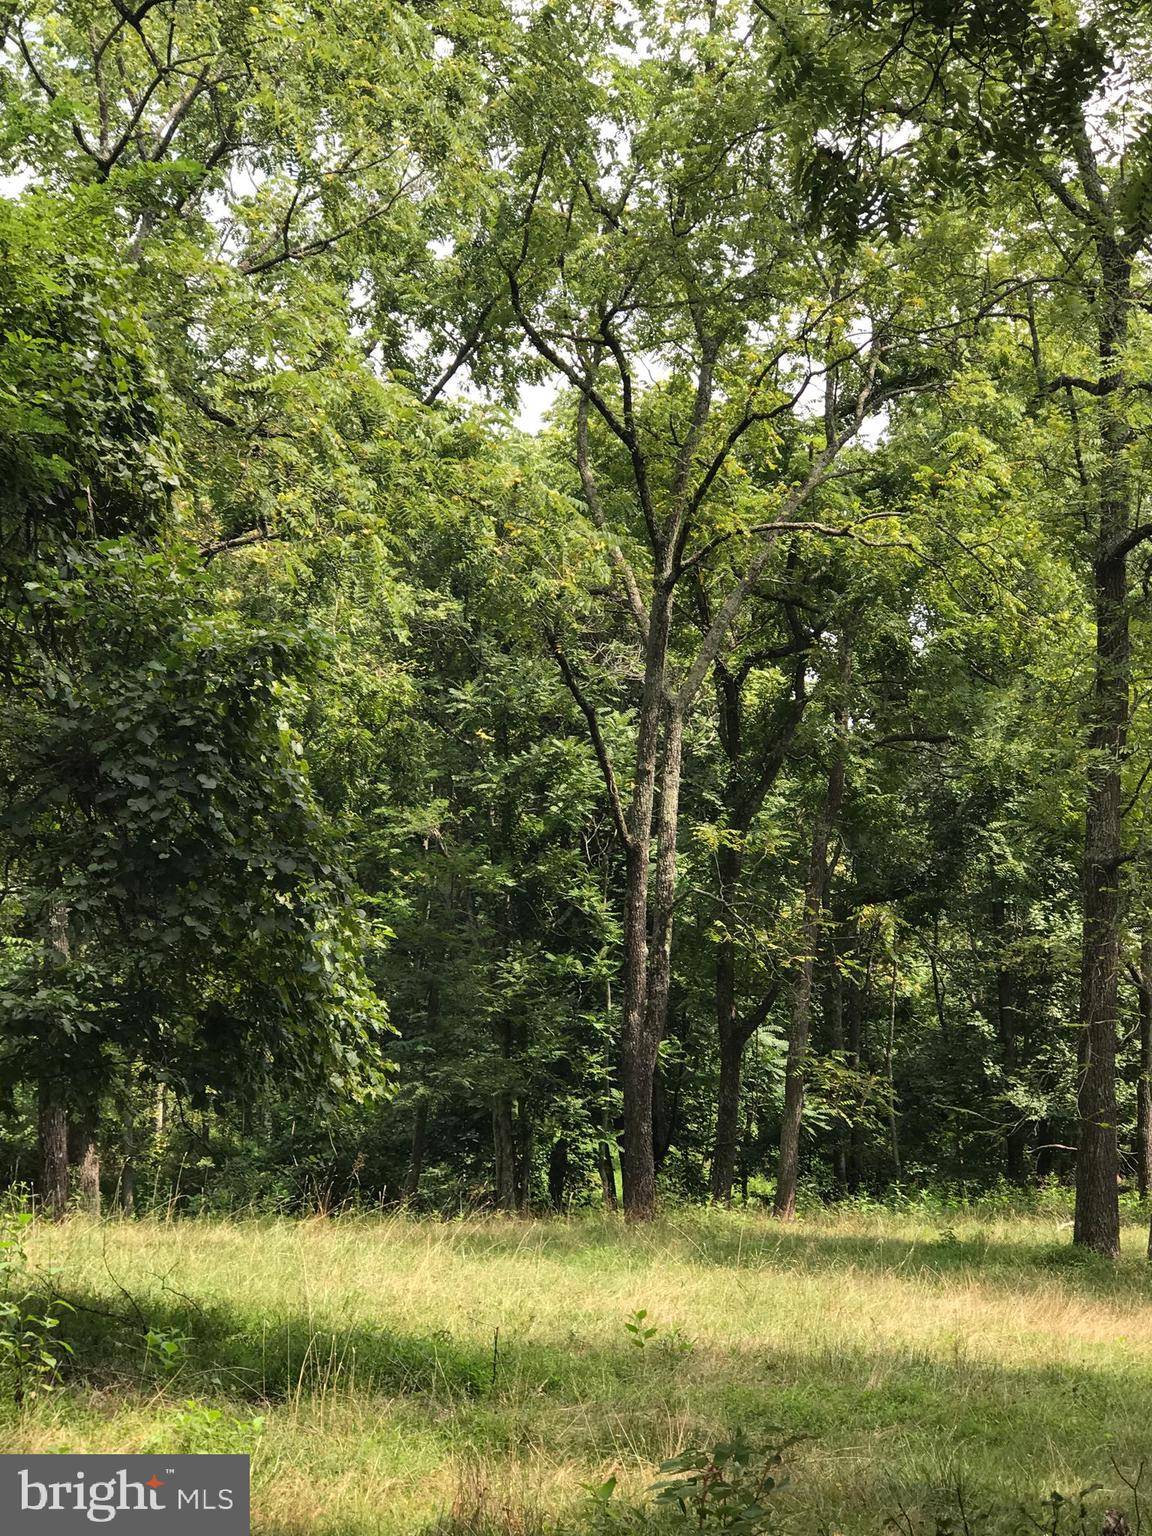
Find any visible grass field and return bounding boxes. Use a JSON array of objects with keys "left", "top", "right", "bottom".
[{"left": 5, "top": 1204, "right": 1152, "bottom": 1533}]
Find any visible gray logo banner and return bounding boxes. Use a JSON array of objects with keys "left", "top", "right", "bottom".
[{"left": 0, "top": 1455, "right": 249, "bottom": 1532}]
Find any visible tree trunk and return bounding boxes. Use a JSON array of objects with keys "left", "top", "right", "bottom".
[
  {"left": 492, "top": 1092, "right": 517, "bottom": 1212},
  {"left": 621, "top": 702, "right": 684, "bottom": 1220},
  {"left": 710, "top": 994, "right": 744, "bottom": 1205},
  {"left": 38, "top": 1083, "right": 68, "bottom": 1221},
  {"left": 402, "top": 1100, "right": 429, "bottom": 1205},
  {"left": 1074, "top": 240, "right": 1131, "bottom": 1260}
]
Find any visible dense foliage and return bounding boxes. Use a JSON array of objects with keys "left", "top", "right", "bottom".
[{"left": 3, "top": 0, "right": 1152, "bottom": 1252}]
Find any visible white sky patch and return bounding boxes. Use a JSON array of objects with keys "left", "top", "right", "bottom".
[{"left": 0, "top": 169, "right": 34, "bottom": 197}]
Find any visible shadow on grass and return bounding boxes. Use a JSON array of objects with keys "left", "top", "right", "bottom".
[
  {"left": 419, "top": 1213, "right": 1152, "bottom": 1302},
  {"left": 47, "top": 1272, "right": 1152, "bottom": 1455}
]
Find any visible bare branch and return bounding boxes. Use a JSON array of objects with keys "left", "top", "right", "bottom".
[{"left": 546, "top": 633, "right": 634, "bottom": 852}]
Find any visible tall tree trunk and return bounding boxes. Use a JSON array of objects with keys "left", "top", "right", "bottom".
[
  {"left": 1074, "top": 238, "right": 1131, "bottom": 1259},
  {"left": 402, "top": 1100, "right": 429, "bottom": 1205}
]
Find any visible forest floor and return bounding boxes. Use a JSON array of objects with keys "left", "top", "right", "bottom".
[{"left": 6, "top": 1204, "right": 1152, "bottom": 1533}]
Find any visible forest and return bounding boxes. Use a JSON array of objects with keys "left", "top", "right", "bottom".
[{"left": 4, "top": 0, "right": 1152, "bottom": 1530}]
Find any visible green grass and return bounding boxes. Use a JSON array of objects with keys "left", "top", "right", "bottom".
[{"left": 5, "top": 1205, "right": 1152, "bottom": 1533}]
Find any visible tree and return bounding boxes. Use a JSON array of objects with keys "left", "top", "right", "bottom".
[
  {"left": 844, "top": 0, "right": 1152, "bottom": 1253},
  {"left": 473, "top": 0, "right": 971, "bottom": 1217}
]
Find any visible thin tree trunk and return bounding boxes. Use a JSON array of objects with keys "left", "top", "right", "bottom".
[{"left": 619, "top": 653, "right": 679, "bottom": 1221}]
